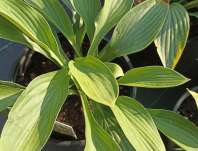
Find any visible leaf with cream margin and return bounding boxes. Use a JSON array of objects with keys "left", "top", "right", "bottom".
[
  {"left": 154, "top": 3, "right": 189, "bottom": 68},
  {"left": 112, "top": 96, "right": 165, "bottom": 151},
  {"left": 69, "top": 56, "right": 119, "bottom": 107},
  {"left": 118, "top": 66, "right": 189, "bottom": 88},
  {"left": 0, "top": 0, "right": 66, "bottom": 66},
  {"left": 188, "top": 89, "right": 198, "bottom": 108},
  {"left": 0, "top": 69, "right": 70, "bottom": 151}
]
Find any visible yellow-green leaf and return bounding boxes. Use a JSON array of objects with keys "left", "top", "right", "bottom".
[
  {"left": 155, "top": 3, "right": 190, "bottom": 69},
  {"left": 188, "top": 90, "right": 198, "bottom": 108},
  {"left": 112, "top": 96, "right": 165, "bottom": 151},
  {"left": 149, "top": 109, "right": 198, "bottom": 151},
  {"left": 69, "top": 56, "right": 119, "bottom": 107},
  {"left": 0, "top": 69, "right": 70, "bottom": 151},
  {"left": 118, "top": 66, "right": 189, "bottom": 88}
]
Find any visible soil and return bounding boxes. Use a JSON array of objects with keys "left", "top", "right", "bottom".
[{"left": 15, "top": 34, "right": 132, "bottom": 141}]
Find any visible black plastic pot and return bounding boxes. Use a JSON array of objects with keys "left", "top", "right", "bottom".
[
  {"left": 130, "top": 36, "right": 198, "bottom": 109},
  {"left": 0, "top": 39, "right": 25, "bottom": 132}
]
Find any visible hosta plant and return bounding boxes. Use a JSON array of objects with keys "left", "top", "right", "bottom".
[{"left": 0, "top": 0, "right": 198, "bottom": 151}]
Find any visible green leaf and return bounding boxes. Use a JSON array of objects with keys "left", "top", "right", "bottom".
[
  {"left": 149, "top": 109, "right": 198, "bottom": 150},
  {"left": 92, "top": 102, "right": 135, "bottom": 151},
  {"left": 105, "top": 62, "right": 124, "bottom": 78},
  {"left": 0, "top": 81, "right": 24, "bottom": 112},
  {"left": 88, "top": 0, "right": 132, "bottom": 55},
  {"left": 184, "top": 0, "right": 198, "bottom": 9},
  {"left": 69, "top": 56, "right": 119, "bottom": 107},
  {"left": 99, "top": 0, "right": 169, "bottom": 61},
  {"left": 79, "top": 91, "right": 120, "bottom": 151},
  {"left": 0, "top": 0, "right": 65, "bottom": 66},
  {"left": 155, "top": 3, "right": 190, "bottom": 69},
  {"left": 188, "top": 90, "right": 198, "bottom": 108},
  {"left": 70, "top": 0, "right": 101, "bottom": 40},
  {"left": 25, "top": 0, "right": 75, "bottom": 46},
  {"left": 112, "top": 96, "right": 165, "bottom": 151},
  {"left": 0, "top": 69, "right": 70, "bottom": 151},
  {"left": 189, "top": 12, "right": 198, "bottom": 18},
  {"left": 118, "top": 66, "right": 189, "bottom": 88}
]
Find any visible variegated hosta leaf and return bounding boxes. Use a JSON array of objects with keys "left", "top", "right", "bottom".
[
  {"left": 188, "top": 89, "right": 198, "bottom": 108},
  {"left": 25, "top": 0, "right": 75, "bottom": 46},
  {"left": 99, "top": 0, "right": 169, "bottom": 61},
  {"left": 0, "top": 81, "right": 24, "bottom": 112},
  {"left": 184, "top": 0, "right": 198, "bottom": 9},
  {"left": 0, "top": 16, "right": 54, "bottom": 62},
  {"left": 118, "top": 66, "right": 189, "bottom": 88},
  {"left": 189, "top": 12, "right": 198, "bottom": 18},
  {"left": 112, "top": 96, "right": 165, "bottom": 151},
  {"left": 92, "top": 102, "right": 135, "bottom": 151},
  {"left": 70, "top": 0, "right": 101, "bottom": 40},
  {"left": 105, "top": 62, "right": 124, "bottom": 78},
  {"left": 155, "top": 3, "right": 190, "bottom": 69},
  {"left": 0, "top": 69, "right": 70, "bottom": 151},
  {"left": 88, "top": 0, "right": 132, "bottom": 56},
  {"left": 69, "top": 56, "right": 119, "bottom": 107},
  {"left": 79, "top": 92, "right": 120, "bottom": 151},
  {"left": 149, "top": 109, "right": 198, "bottom": 151},
  {"left": 0, "top": 0, "right": 66, "bottom": 66}
]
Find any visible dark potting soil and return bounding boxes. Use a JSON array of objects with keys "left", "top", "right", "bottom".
[
  {"left": 177, "top": 95, "right": 198, "bottom": 126},
  {"left": 15, "top": 34, "right": 132, "bottom": 141}
]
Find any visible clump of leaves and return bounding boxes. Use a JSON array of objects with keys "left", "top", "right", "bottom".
[{"left": 0, "top": 0, "right": 198, "bottom": 151}]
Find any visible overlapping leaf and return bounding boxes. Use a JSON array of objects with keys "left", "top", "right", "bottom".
[
  {"left": 0, "top": 17, "right": 52, "bottom": 61},
  {"left": 112, "top": 96, "right": 165, "bottom": 151},
  {"left": 88, "top": 0, "right": 132, "bottom": 55},
  {"left": 92, "top": 102, "right": 135, "bottom": 151},
  {"left": 99, "top": 0, "right": 169, "bottom": 61},
  {"left": 149, "top": 109, "right": 198, "bottom": 150},
  {"left": 69, "top": 56, "right": 118, "bottom": 107},
  {"left": 189, "top": 12, "right": 198, "bottom": 18},
  {"left": 105, "top": 62, "right": 124, "bottom": 78},
  {"left": 185, "top": 0, "right": 198, "bottom": 9},
  {"left": 0, "top": 0, "right": 65, "bottom": 66},
  {"left": 25, "top": 0, "right": 75, "bottom": 46},
  {"left": 79, "top": 91, "right": 120, "bottom": 151},
  {"left": 155, "top": 3, "right": 190, "bottom": 68},
  {"left": 0, "top": 69, "right": 70, "bottom": 151},
  {"left": 0, "top": 81, "right": 24, "bottom": 112},
  {"left": 118, "top": 66, "right": 189, "bottom": 88},
  {"left": 70, "top": 0, "right": 101, "bottom": 40}
]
